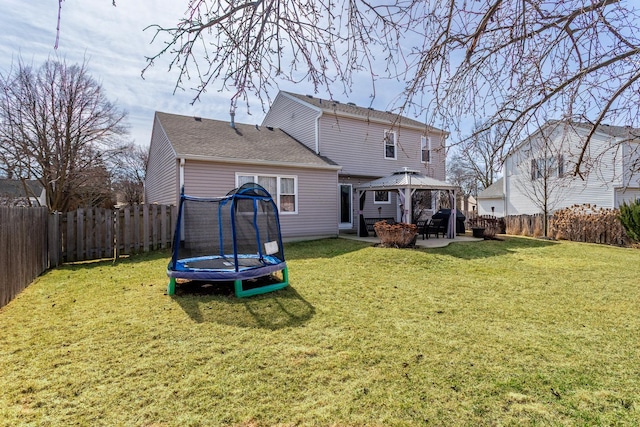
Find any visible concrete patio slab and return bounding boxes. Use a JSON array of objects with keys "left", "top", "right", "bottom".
[{"left": 339, "top": 233, "right": 483, "bottom": 248}]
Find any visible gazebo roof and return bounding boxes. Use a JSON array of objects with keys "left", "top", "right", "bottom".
[{"left": 356, "top": 168, "right": 458, "bottom": 192}]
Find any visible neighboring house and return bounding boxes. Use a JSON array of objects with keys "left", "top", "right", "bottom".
[
  {"left": 262, "top": 91, "right": 448, "bottom": 231},
  {"left": 144, "top": 111, "right": 341, "bottom": 241},
  {"left": 0, "top": 179, "right": 46, "bottom": 207},
  {"left": 477, "top": 178, "right": 505, "bottom": 217},
  {"left": 502, "top": 121, "right": 640, "bottom": 216},
  {"left": 459, "top": 194, "right": 477, "bottom": 217}
]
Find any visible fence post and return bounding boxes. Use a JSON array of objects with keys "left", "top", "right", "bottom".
[{"left": 113, "top": 209, "right": 120, "bottom": 261}]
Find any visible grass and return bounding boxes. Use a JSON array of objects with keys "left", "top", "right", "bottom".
[{"left": 0, "top": 236, "right": 639, "bottom": 426}]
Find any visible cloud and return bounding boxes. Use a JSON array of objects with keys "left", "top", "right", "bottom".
[{"left": 1, "top": 0, "right": 426, "bottom": 147}]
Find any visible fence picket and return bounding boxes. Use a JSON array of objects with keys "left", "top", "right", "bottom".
[
  {"left": 143, "top": 204, "right": 150, "bottom": 252},
  {"left": 133, "top": 205, "right": 140, "bottom": 254},
  {"left": 151, "top": 205, "right": 159, "bottom": 250}
]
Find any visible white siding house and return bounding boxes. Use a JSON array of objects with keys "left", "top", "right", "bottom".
[
  {"left": 262, "top": 91, "right": 449, "bottom": 231},
  {"left": 477, "top": 178, "right": 505, "bottom": 217},
  {"left": 144, "top": 111, "right": 341, "bottom": 241},
  {"left": 502, "top": 121, "right": 640, "bottom": 216}
]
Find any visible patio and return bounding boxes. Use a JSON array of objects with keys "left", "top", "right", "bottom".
[{"left": 339, "top": 232, "right": 483, "bottom": 248}]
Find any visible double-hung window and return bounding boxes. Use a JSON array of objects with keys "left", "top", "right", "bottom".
[
  {"left": 236, "top": 173, "right": 298, "bottom": 213},
  {"left": 530, "top": 155, "right": 564, "bottom": 180},
  {"left": 384, "top": 130, "right": 397, "bottom": 160},
  {"left": 421, "top": 136, "right": 431, "bottom": 163}
]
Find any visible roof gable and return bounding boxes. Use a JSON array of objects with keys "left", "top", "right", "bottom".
[
  {"left": 477, "top": 177, "right": 504, "bottom": 199},
  {"left": 154, "top": 111, "right": 338, "bottom": 168}
]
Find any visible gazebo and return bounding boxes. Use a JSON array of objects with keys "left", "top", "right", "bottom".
[{"left": 355, "top": 168, "right": 459, "bottom": 238}]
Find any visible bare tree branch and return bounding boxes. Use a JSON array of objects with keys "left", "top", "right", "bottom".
[
  {"left": 140, "top": 0, "right": 640, "bottom": 174},
  {"left": 0, "top": 58, "right": 129, "bottom": 212}
]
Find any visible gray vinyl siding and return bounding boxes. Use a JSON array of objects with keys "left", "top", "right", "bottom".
[
  {"left": 264, "top": 93, "right": 447, "bottom": 180},
  {"left": 318, "top": 115, "right": 447, "bottom": 179},
  {"left": 183, "top": 160, "right": 338, "bottom": 239},
  {"left": 145, "top": 117, "right": 178, "bottom": 205},
  {"left": 262, "top": 93, "right": 319, "bottom": 152}
]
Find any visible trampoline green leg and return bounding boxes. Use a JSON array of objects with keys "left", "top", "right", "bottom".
[
  {"left": 233, "top": 279, "right": 244, "bottom": 297},
  {"left": 168, "top": 277, "right": 176, "bottom": 296},
  {"left": 234, "top": 267, "right": 290, "bottom": 298}
]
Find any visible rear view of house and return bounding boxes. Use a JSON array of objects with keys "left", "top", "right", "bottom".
[
  {"left": 262, "top": 91, "right": 449, "bottom": 232},
  {"left": 145, "top": 91, "right": 450, "bottom": 240}
]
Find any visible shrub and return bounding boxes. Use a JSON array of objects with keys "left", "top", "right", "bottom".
[
  {"left": 373, "top": 221, "right": 417, "bottom": 248},
  {"left": 619, "top": 199, "right": 640, "bottom": 242},
  {"left": 550, "top": 204, "right": 629, "bottom": 246}
]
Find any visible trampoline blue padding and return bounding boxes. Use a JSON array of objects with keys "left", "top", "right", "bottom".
[{"left": 168, "top": 254, "right": 286, "bottom": 281}]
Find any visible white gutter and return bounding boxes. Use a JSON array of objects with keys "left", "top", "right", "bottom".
[
  {"left": 179, "top": 158, "right": 185, "bottom": 190},
  {"left": 314, "top": 110, "right": 321, "bottom": 154},
  {"left": 178, "top": 154, "right": 341, "bottom": 170}
]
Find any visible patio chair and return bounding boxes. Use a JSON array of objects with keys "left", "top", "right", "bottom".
[{"left": 422, "top": 218, "right": 446, "bottom": 239}]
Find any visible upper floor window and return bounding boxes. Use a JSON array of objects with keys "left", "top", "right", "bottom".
[
  {"left": 384, "top": 130, "right": 397, "bottom": 160},
  {"left": 236, "top": 173, "right": 298, "bottom": 213},
  {"left": 530, "top": 155, "right": 564, "bottom": 180},
  {"left": 421, "top": 136, "right": 431, "bottom": 163}
]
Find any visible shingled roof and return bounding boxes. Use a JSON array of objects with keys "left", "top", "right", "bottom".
[
  {"left": 281, "top": 92, "right": 445, "bottom": 134},
  {"left": 155, "top": 112, "right": 339, "bottom": 169},
  {"left": 0, "top": 179, "right": 44, "bottom": 198},
  {"left": 477, "top": 178, "right": 504, "bottom": 200},
  {"left": 571, "top": 122, "right": 640, "bottom": 140}
]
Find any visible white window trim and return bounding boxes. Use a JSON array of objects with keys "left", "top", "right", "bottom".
[
  {"left": 374, "top": 191, "right": 391, "bottom": 204},
  {"left": 235, "top": 173, "right": 298, "bottom": 214},
  {"left": 384, "top": 130, "right": 397, "bottom": 160},
  {"left": 421, "top": 136, "right": 432, "bottom": 164}
]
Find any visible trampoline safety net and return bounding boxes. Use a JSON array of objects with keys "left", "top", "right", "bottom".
[{"left": 167, "top": 183, "right": 288, "bottom": 297}]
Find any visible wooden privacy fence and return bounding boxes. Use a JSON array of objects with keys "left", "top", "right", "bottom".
[
  {"left": 54, "top": 204, "right": 177, "bottom": 263},
  {"left": 504, "top": 209, "right": 629, "bottom": 246},
  {"left": 1, "top": 204, "right": 176, "bottom": 308},
  {"left": 0, "top": 207, "right": 50, "bottom": 308}
]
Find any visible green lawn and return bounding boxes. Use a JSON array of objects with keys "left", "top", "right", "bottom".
[{"left": 1, "top": 237, "right": 639, "bottom": 426}]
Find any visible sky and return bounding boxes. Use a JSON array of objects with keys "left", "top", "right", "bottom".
[{"left": 0, "top": 0, "right": 412, "bottom": 148}]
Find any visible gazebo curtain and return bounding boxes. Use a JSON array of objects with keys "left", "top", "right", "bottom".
[
  {"left": 447, "top": 190, "right": 456, "bottom": 239},
  {"left": 358, "top": 191, "right": 368, "bottom": 237}
]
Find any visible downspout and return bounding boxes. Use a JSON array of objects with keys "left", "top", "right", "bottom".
[
  {"left": 503, "top": 162, "right": 508, "bottom": 216},
  {"left": 179, "top": 158, "right": 185, "bottom": 193},
  {"left": 314, "top": 110, "right": 322, "bottom": 154}
]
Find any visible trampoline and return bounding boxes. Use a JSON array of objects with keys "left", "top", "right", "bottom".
[{"left": 167, "top": 183, "right": 289, "bottom": 297}]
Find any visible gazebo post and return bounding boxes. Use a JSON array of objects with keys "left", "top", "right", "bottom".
[
  {"left": 356, "top": 189, "right": 361, "bottom": 237},
  {"left": 404, "top": 187, "right": 412, "bottom": 223}
]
